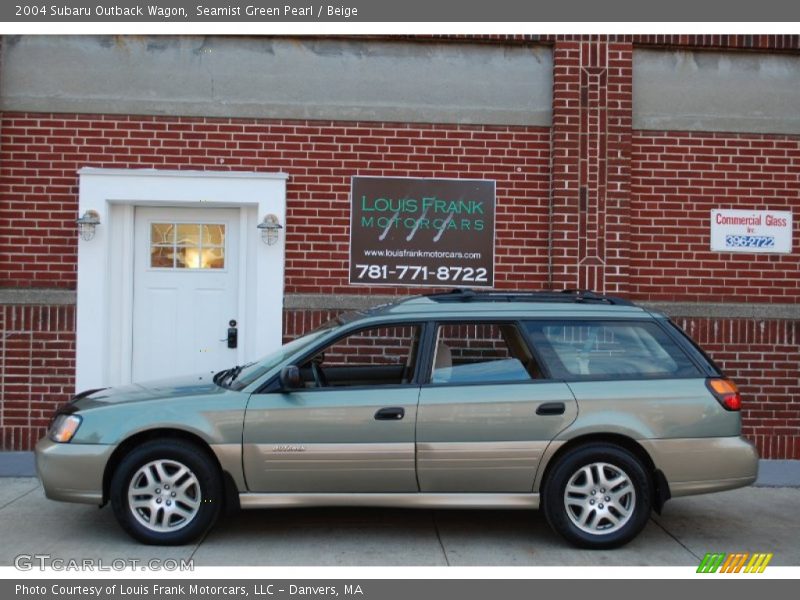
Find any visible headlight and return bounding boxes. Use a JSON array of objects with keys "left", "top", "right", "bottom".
[{"left": 49, "top": 414, "right": 82, "bottom": 443}]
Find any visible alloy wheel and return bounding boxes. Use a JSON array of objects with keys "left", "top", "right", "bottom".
[
  {"left": 563, "top": 462, "right": 636, "bottom": 535},
  {"left": 127, "top": 459, "right": 202, "bottom": 533}
]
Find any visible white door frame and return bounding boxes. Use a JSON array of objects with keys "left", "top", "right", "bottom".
[{"left": 76, "top": 168, "right": 289, "bottom": 391}]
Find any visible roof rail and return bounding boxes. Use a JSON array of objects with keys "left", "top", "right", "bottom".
[{"left": 424, "top": 288, "right": 635, "bottom": 306}]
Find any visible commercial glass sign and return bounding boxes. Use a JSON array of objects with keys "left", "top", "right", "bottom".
[
  {"left": 349, "top": 177, "right": 496, "bottom": 287},
  {"left": 710, "top": 209, "right": 793, "bottom": 253}
]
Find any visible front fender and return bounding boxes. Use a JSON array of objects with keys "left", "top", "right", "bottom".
[{"left": 71, "top": 393, "right": 249, "bottom": 446}]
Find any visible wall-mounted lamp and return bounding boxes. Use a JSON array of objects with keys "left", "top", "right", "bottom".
[
  {"left": 257, "top": 214, "right": 283, "bottom": 246},
  {"left": 76, "top": 210, "right": 101, "bottom": 241}
]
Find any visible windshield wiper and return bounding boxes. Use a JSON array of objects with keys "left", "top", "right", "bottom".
[
  {"left": 226, "top": 364, "right": 245, "bottom": 384},
  {"left": 214, "top": 362, "right": 254, "bottom": 388},
  {"left": 212, "top": 368, "right": 230, "bottom": 385}
]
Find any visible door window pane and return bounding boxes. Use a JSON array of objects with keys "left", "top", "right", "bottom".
[
  {"left": 430, "top": 323, "right": 538, "bottom": 384},
  {"left": 176, "top": 224, "right": 201, "bottom": 246},
  {"left": 175, "top": 246, "right": 201, "bottom": 269},
  {"left": 202, "top": 224, "right": 226, "bottom": 246},
  {"left": 151, "top": 223, "right": 175, "bottom": 245},
  {"left": 150, "top": 246, "right": 174, "bottom": 268},
  {"left": 523, "top": 320, "right": 701, "bottom": 380},
  {"left": 302, "top": 325, "right": 422, "bottom": 388},
  {"left": 202, "top": 247, "right": 225, "bottom": 269},
  {"left": 149, "top": 222, "right": 225, "bottom": 269}
]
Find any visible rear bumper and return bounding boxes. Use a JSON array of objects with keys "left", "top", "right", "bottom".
[
  {"left": 641, "top": 436, "right": 759, "bottom": 497},
  {"left": 35, "top": 438, "right": 114, "bottom": 505}
]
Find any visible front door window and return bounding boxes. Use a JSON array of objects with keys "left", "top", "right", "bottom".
[{"left": 300, "top": 324, "right": 422, "bottom": 388}]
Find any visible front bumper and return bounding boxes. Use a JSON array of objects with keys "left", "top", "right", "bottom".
[
  {"left": 640, "top": 435, "right": 759, "bottom": 497},
  {"left": 35, "top": 438, "right": 114, "bottom": 505}
]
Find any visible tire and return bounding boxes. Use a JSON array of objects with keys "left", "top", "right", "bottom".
[
  {"left": 542, "top": 444, "right": 652, "bottom": 549},
  {"left": 110, "top": 439, "right": 223, "bottom": 545}
]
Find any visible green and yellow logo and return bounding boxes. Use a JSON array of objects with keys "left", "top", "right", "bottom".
[{"left": 697, "top": 552, "right": 773, "bottom": 573}]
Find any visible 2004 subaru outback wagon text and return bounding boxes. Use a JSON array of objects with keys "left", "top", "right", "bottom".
[{"left": 37, "top": 289, "right": 758, "bottom": 548}]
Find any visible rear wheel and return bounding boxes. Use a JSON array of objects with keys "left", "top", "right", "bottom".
[
  {"left": 110, "top": 439, "right": 222, "bottom": 545},
  {"left": 543, "top": 444, "right": 651, "bottom": 549}
]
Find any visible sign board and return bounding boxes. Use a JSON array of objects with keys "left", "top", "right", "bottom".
[
  {"left": 710, "top": 209, "right": 793, "bottom": 253},
  {"left": 350, "top": 177, "right": 495, "bottom": 287}
]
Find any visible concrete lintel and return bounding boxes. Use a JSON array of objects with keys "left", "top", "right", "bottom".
[
  {"left": 643, "top": 302, "right": 800, "bottom": 320},
  {"left": 634, "top": 49, "right": 800, "bottom": 135},
  {"left": 284, "top": 294, "right": 800, "bottom": 320},
  {"left": 2, "top": 290, "right": 798, "bottom": 321},
  {"left": 5, "top": 96, "right": 552, "bottom": 128},
  {"left": 1, "top": 36, "right": 553, "bottom": 127},
  {"left": 284, "top": 293, "right": 400, "bottom": 311},
  {"left": 0, "top": 289, "right": 76, "bottom": 305}
]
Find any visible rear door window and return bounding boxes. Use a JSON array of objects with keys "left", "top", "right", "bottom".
[
  {"left": 429, "top": 322, "right": 542, "bottom": 384},
  {"left": 523, "top": 320, "right": 701, "bottom": 380}
]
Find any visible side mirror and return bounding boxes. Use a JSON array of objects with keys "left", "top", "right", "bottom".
[{"left": 279, "top": 365, "right": 302, "bottom": 390}]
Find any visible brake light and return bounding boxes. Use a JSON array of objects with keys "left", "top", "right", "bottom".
[{"left": 707, "top": 378, "right": 742, "bottom": 411}]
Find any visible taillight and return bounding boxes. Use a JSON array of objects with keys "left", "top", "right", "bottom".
[{"left": 707, "top": 378, "right": 742, "bottom": 411}]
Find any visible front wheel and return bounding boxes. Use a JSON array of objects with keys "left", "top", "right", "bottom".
[
  {"left": 110, "top": 439, "right": 223, "bottom": 545},
  {"left": 542, "top": 444, "right": 652, "bottom": 549}
]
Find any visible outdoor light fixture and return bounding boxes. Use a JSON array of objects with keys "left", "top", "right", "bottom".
[
  {"left": 257, "top": 213, "right": 283, "bottom": 246},
  {"left": 76, "top": 210, "right": 101, "bottom": 241}
]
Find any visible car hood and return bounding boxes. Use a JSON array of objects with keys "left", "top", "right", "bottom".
[{"left": 70, "top": 372, "right": 225, "bottom": 410}]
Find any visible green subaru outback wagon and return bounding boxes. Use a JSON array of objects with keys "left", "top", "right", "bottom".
[{"left": 37, "top": 289, "right": 758, "bottom": 548}]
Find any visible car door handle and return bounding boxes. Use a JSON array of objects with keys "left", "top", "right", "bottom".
[
  {"left": 374, "top": 407, "right": 405, "bottom": 421},
  {"left": 536, "top": 402, "right": 566, "bottom": 416}
]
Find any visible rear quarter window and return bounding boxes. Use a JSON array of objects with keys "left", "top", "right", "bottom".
[
  {"left": 664, "top": 319, "right": 724, "bottom": 376},
  {"left": 523, "top": 320, "right": 702, "bottom": 380}
]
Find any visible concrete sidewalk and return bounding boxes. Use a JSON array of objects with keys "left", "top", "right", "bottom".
[{"left": 0, "top": 473, "right": 798, "bottom": 566}]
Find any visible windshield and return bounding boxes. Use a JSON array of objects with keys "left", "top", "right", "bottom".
[{"left": 222, "top": 319, "right": 343, "bottom": 390}]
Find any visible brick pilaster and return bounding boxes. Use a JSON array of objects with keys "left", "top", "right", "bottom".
[
  {"left": 550, "top": 39, "right": 633, "bottom": 293},
  {"left": 549, "top": 40, "right": 582, "bottom": 290}
]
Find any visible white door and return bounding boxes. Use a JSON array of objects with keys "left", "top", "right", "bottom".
[{"left": 132, "top": 207, "right": 240, "bottom": 381}]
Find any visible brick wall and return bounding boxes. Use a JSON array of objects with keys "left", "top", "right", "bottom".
[
  {"left": 319, "top": 325, "right": 418, "bottom": 367},
  {"left": 674, "top": 317, "right": 800, "bottom": 459},
  {"left": 283, "top": 309, "right": 343, "bottom": 343},
  {"left": 1, "top": 35, "right": 798, "bottom": 456},
  {"left": 0, "top": 114, "right": 551, "bottom": 293},
  {"left": 0, "top": 305, "right": 75, "bottom": 449},
  {"left": 630, "top": 131, "right": 800, "bottom": 302}
]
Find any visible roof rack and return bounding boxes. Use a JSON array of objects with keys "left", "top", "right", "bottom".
[{"left": 424, "top": 288, "right": 635, "bottom": 306}]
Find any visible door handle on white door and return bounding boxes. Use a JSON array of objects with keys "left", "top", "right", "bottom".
[{"left": 221, "top": 319, "right": 237, "bottom": 348}]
